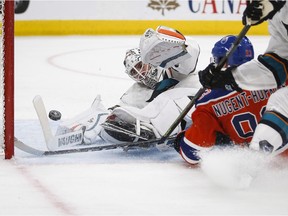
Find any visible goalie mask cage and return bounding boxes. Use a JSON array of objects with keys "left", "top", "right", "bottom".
[{"left": 1, "top": 0, "right": 14, "bottom": 159}]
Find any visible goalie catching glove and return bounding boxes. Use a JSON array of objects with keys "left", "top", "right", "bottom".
[
  {"left": 139, "top": 26, "right": 191, "bottom": 69},
  {"left": 242, "top": 0, "right": 285, "bottom": 26}
]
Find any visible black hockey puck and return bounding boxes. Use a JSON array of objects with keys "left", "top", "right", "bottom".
[{"left": 48, "top": 110, "right": 62, "bottom": 121}]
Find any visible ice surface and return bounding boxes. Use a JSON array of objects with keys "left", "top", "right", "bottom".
[{"left": 1, "top": 35, "right": 287, "bottom": 215}]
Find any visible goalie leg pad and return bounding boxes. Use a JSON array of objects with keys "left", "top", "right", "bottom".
[
  {"left": 56, "top": 95, "right": 110, "bottom": 145},
  {"left": 100, "top": 86, "right": 196, "bottom": 145},
  {"left": 100, "top": 111, "right": 157, "bottom": 144}
]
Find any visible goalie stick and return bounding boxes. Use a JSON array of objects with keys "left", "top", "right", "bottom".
[{"left": 14, "top": 136, "right": 176, "bottom": 156}]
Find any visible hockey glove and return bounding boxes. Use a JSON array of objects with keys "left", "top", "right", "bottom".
[
  {"left": 198, "top": 63, "right": 242, "bottom": 92},
  {"left": 242, "top": 0, "right": 286, "bottom": 26},
  {"left": 140, "top": 26, "right": 189, "bottom": 68}
]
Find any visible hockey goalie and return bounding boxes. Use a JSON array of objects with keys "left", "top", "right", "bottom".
[{"left": 50, "top": 26, "right": 201, "bottom": 150}]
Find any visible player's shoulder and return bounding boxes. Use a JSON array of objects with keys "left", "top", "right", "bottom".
[{"left": 196, "top": 89, "right": 236, "bottom": 106}]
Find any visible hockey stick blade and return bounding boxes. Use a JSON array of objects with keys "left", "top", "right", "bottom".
[
  {"left": 33, "top": 95, "right": 84, "bottom": 150},
  {"left": 15, "top": 136, "right": 176, "bottom": 156},
  {"left": 15, "top": 137, "right": 46, "bottom": 156},
  {"left": 33, "top": 95, "right": 55, "bottom": 148}
]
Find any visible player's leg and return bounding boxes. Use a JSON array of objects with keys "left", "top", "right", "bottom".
[
  {"left": 250, "top": 87, "right": 288, "bottom": 155},
  {"left": 99, "top": 90, "right": 193, "bottom": 144}
]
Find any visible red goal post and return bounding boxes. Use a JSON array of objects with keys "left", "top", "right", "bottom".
[{"left": 1, "top": 0, "right": 14, "bottom": 159}]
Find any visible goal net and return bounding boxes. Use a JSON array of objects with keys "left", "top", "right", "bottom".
[{"left": 1, "top": 0, "right": 14, "bottom": 159}]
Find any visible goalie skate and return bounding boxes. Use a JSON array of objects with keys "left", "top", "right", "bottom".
[{"left": 100, "top": 114, "right": 156, "bottom": 145}]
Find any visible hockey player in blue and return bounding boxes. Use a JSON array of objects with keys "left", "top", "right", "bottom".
[{"left": 198, "top": 0, "right": 288, "bottom": 156}]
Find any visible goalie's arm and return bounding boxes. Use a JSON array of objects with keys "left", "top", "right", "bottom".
[{"left": 139, "top": 26, "right": 200, "bottom": 73}]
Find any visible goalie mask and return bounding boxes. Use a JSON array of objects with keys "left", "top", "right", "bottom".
[
  {"left": 211, "top": 35, "right": 254, "bottom": 67},
  {"left": 124, "top": 48, "right": 161, "bottom": 89}
]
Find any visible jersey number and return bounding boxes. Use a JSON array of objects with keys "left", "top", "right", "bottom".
[{"left": 231, "top": 106, "right": 266, "bottom": 139}]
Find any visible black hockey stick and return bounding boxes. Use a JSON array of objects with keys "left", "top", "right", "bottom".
[
  {"left": 15, "top": 136, "right": 176, "bottom": 156},
  {"left": 159, "top": 24, "right": 251, "bottom": 144}
]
